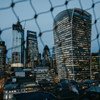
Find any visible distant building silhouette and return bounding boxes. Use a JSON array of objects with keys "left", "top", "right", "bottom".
[
  {"left": 26, "top": 30, "right": 39, "bottom": 68},
  {"left": 0, "top": 41, "right": 6, "bottom": 71},
  {"left": 53, "top": 8, "right": 92, "bottom": 80},
  {"left": 42, "top": 45, "right": 51, "bottom": 67},
  {"left": 38, "top": 53, "right": 42, "bottom": 66}
]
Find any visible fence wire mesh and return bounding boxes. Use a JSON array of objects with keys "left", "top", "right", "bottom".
[{"left": 0, "top": 0, "right": 100, "bottom": 74}]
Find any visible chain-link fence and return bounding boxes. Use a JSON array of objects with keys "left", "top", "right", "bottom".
[{"left": 0, "top": 0, "right": 100, "bottom": 78}]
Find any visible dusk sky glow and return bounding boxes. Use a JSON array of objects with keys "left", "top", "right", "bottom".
[{"left": 0, "top": 0, "right": 100, "bottom": 58}]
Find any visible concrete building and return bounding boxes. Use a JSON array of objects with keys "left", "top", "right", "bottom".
[
  {"left": 32, "top": 67, "right": 52, "bottom": 82},
  {"left": 91, "top": 52, "right": 100, "bottom": 79},
  {"left": 3, "top": 77, "right": 38, "bottom": 100},
  {"left": 53, "top": 8, "right": 91, "bottom": 80},
  {"left": 0, "top": 41, "right": 6, "bottom": 71},
  {"left": 26, "top": 30, "right": 39, "bottom": 68}
]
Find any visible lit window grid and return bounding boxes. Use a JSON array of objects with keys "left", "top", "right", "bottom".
[{"left": 54, "top": 9, "right": 91, "bottom": 80}]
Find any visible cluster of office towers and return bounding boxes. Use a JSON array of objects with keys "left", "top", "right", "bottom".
[
  {"left": 0, "top": 8, "right": 92, "bottom": 80},
  {"left": 11, "top": 21, "right": 39, "bottom": 68}
]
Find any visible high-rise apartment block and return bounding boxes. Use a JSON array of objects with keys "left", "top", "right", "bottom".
[{"left": 53, "top": 8, "right": 91, "bottom": 80}]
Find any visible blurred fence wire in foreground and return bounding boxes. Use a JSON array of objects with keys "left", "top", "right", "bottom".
[{"left": 0, "top": 0, "right": 100, "bottom": 68}]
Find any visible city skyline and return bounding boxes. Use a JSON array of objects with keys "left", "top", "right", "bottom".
[
  {"left": 0, "top": 0, "right": 100, "bottom": 59},
  {"left": 0, "top": 1, "right": 100, "bottom": 100}
]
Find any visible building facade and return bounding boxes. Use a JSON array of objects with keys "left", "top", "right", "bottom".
[
  {"left": 26, "top": 30, "right": 39, "bottom": 68},
  {"left": 12, "top": 21, "right": 24, "bottom": 66},
  {"left": 52, "top": 46, "right": 56, "bottom": 68},
  {"left": 42, "top": 45, "right": 51, "bottom": 67},
  {"left": 0, "top": 41, "right": 6, "bottom": 71},
  {"left": 32, "top": 67, "right": 52, "bottom": 82},
  {"left": 91, "top": 52, "right": 100, "bottom": 79},
  {"left": 53, "top": 8, "right": 91, "bottom": 80}
]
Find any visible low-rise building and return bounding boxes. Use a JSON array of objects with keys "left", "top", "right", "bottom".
[
  {"left": 32, "top": 67, "right": 53, "bottom": 82},
  {"left": 3, "top": 77, "right": 38, "bottom": 100}
]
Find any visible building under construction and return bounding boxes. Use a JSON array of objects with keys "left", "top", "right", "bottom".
[{"left": 12, "top": 21, "right": 24, "bottom": 67}]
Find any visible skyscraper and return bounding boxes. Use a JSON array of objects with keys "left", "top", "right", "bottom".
[
  {"left": 42, "top": 45, "right": 51, "bottom": 67},
  {"left": 26, "top": 30, "right": 39, "bottom": 68},
  {"left": 0, "top": 41, "right": 6, "bottom": 71},
  {"left": 12, "top": 21, "right": 24, "bottom": 66},
  {"left": 53, "top": 8, "right": 92, "bottom": 80}
]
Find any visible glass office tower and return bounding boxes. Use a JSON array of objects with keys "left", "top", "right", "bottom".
[
  {"left": 53, "top": 8, "right": 91, "bottom": 80},
  {"left": 26, "top": 30, "right": 39, "bottom": 68}
]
